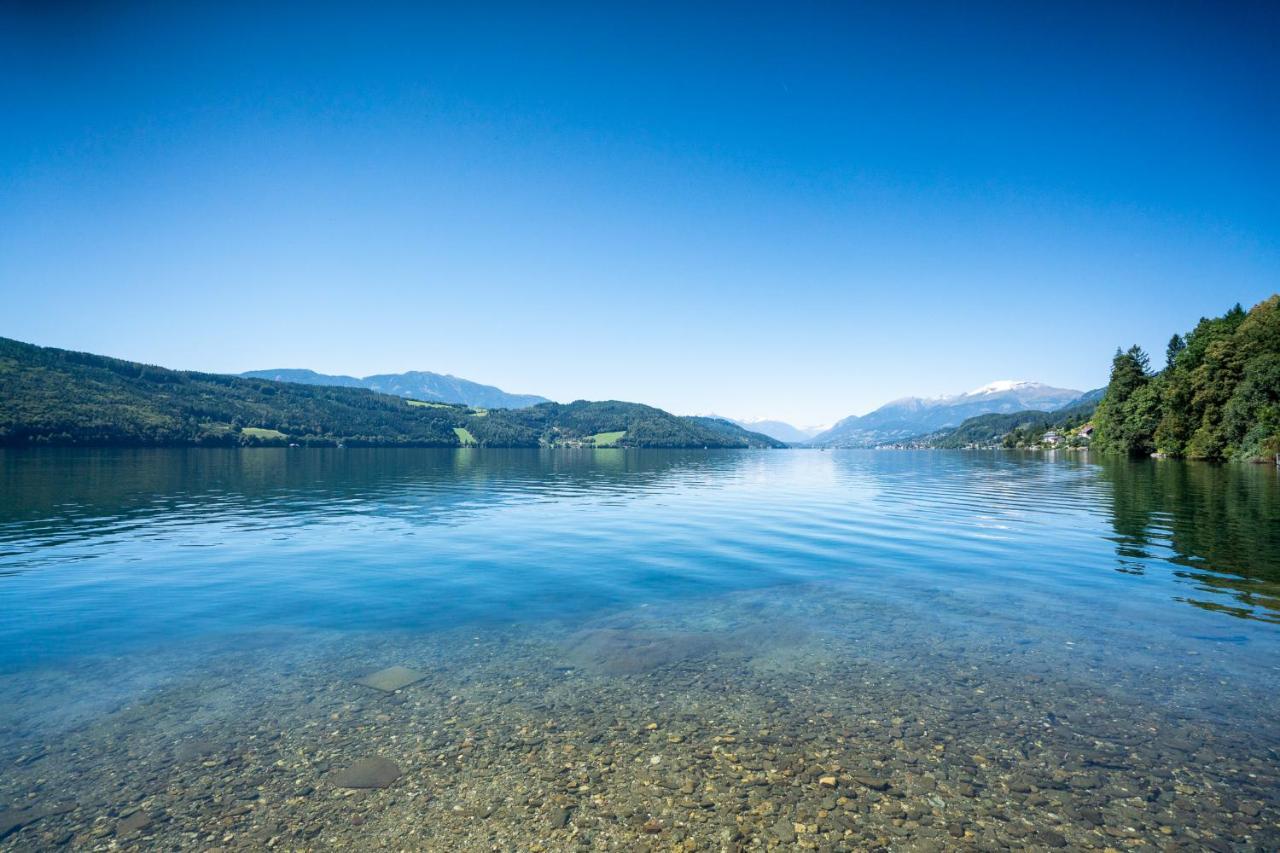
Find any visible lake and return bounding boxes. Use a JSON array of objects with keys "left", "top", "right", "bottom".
[{"left": 1, "top": 448, "right": 1277, "bottom": 849}]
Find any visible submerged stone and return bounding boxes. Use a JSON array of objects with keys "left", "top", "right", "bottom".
[
  {"left": 0, "top": 809, "right": 34, "bottom": 841},
  {"left": 854, "top": 775, "right": 890, "bottom": 791},
  {"left": 117, "top": 811, "right": 151, "bottom": 837},
  {"left": 174, "top": 739, "right": 221, "bottom": 761},
  {"left": 330, "top": 757, "right": 402, "bottom": 789},
  {"left": 355, "top": 666, "right": 427, "bottom": 692},
  {"left": 561, "top": 628, "right": 721, "bottom": 675},
  {"left": 0, "top": 803, "right": 73, "bottom": 841}
]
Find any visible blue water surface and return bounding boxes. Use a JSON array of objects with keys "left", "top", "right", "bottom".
[{"left": 1, "top": 447, "right": 1277, "bottom": 671}]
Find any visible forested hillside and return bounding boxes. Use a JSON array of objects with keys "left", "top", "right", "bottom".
[
  {"left": 1093, "top": 295, "right": 1280, "bottom": 461},
  {"left": 924, "top": 411, "right": 1066, "bottom": 449},
  {"left": 0, "top": 338, "right": 782, "bottom": 449}
]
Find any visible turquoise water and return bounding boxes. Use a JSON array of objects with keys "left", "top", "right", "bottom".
[{"left": 1, "top": 448, "right": 1277, "bottom": 849}]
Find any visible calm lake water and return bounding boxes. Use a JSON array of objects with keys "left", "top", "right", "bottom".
[{"left": 1, "top": 448, "right": 1277, "bottom": 850}]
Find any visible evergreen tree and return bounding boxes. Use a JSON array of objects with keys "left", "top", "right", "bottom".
[{"left": 1093, "top": 346, "right": 1153, "bottom": 455}]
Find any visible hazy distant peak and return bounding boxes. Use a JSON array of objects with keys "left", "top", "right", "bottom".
[
  {"left": 241, "top": 368, "right": 550, "bottom": 409},
  {"left": 698, "top": 413, "right": 824, "bottom": 444}
]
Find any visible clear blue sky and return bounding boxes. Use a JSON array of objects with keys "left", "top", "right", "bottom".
[{"left": 2, "top": 2, "right": 1276, "bottom": 425}]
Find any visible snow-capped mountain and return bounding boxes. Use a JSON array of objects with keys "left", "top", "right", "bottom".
[
  {"left": 808, "top": 381, "right": 1086, "bottom": 447},
  {"left": 967, "top": 380, "right": 1045, "bottom": 395}
]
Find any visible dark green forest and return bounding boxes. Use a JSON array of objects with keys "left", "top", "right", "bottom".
[
  {"left": 1093, "top": 295, "right": 1280, "bottom": 462},
  {"left": 0, "top": 338, "right": 783, "bottom": 449}
]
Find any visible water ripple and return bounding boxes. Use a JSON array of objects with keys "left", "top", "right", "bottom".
[{"left": 0, "top": 447, "right": 1278, "bottom": 674}]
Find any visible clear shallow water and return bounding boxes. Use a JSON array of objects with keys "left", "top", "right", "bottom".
[{"left": 0, "top": 448, "right": 1277, "bottom": 850}]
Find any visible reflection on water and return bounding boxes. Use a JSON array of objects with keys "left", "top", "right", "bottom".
[
  {"left": 1098, "top": 455, "right": 1280, "bottom": 623},
  {"left": 4, "top": 448, "right": 1278, "bottom": 636},
  {"left": 0, "top": 448, "right": 1277, "bottom": 849}
]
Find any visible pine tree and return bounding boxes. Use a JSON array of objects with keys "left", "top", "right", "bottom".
[{"left": 1093, "top": 346, "right": 1152, "bottom": 454}]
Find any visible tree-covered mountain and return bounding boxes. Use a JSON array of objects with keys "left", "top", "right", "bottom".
[
  {"left": 241, "top": 368, "right": 549, "bottom": 409},
  {"left": 809, "top": 381, "right": 1086, "bottom": 447},
  {"left": 1093, "top": 295, "right": 1280, "bottom": 462},
  {"left": 0, "top": 338, "right": 782, "bottom": 449}
]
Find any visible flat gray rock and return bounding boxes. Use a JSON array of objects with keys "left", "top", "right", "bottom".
[
  {"left": 175, "top": 739, "right": 221, "bottom": 761},
  {"left": 355, "top": 665, "right": 426, "bottom": 692},
  {"left": 117, "top": 811, "right": 151, "bottom": 837},
  {"left": 330, "top": 757, "right": 402, "bottom": 789}
]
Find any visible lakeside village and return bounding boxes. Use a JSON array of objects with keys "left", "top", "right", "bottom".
[{"left": 881, "top": 422, "right": 1096, "bottom": 452}]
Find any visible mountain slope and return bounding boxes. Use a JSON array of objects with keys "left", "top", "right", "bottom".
[
  {"left": 0, "top": 338, "right": 780, "bottom": 449},
  {"left": 810, "top": 381, "right": 1085, "bottom": 447},
  {"left": 242, "top": 368, "right": 549, "bottom": 409}
]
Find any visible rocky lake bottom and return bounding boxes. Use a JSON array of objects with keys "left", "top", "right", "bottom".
[{"left": 2, "top": 584, "right": 1276, "bottom": 852}]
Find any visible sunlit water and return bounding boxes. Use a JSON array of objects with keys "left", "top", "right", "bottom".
[{"left": 1, "top": 448, "right": 1277, "bottom": 850}]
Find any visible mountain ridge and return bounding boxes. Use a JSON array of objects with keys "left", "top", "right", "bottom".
[
  {"left": 809, "top": 381, "right": 1087, "bottom": 447},
  {"left": 241, "top": 368, "right": 549, "bottom": 410}
]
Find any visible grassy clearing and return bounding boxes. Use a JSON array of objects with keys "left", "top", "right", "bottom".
[
  {"left": 453, "top": 427, "right": 478, "bottom": 446},
  {"left": 241, "top": 427, "right": 287, "bottom": 440},
  {"left": 406, "top": 399, "right": 451, "bottom": 408},
  {"left": 589, "top": 430, "right": 626, "bottom": 447}
]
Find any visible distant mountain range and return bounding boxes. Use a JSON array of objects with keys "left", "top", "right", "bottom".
[
  {"left": 808, "top": 381, "right": 1089, "bottom": 447},
  {"left": 240, "top": 371, "right": 1098, "bottom": 448},
  {"left": 702, "top": 416, "right": 825, "bottom": 445},
  {"left": 1, "top": 336, "right": 1106, "bottom": 454},
  {"left": 240, "top": 368, "right": 549, "bottom": 410}
]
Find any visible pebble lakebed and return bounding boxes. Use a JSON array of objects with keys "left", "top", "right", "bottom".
[{"left": 1, "top": 586, "right": 1276, "bottom": 852}]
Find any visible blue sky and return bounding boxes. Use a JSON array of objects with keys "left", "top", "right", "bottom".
[{"left": 2, "top": 2, "right": 1277, "bottom": 424}]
